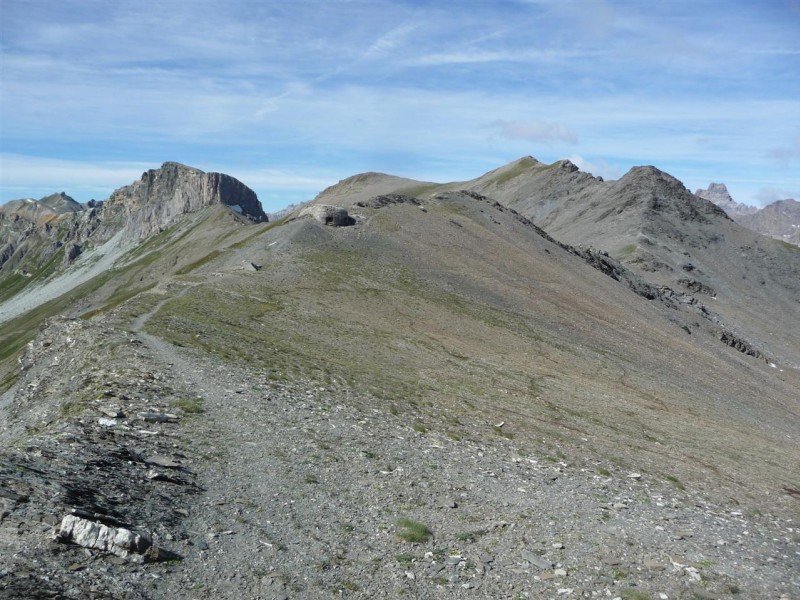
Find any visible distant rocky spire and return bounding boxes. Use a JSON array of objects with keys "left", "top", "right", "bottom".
[{"left": 695, "top": 183, "right": 757, "bottom": 218}]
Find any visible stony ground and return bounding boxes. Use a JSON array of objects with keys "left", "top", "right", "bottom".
[{"left": 1, "top": 303, "right": 798, "bottom": 600}]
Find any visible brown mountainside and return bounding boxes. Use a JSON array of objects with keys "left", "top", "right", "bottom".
[{"left": 313, "top": 156, "right": 800, "bottom": 368}]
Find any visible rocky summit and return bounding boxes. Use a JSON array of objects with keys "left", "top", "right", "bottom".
[
  {"left": 1, "top": 158, "right": 798, "bottom": 600},
  {"left": 694, "top": 183, "right": 757, "bottom": 219},
  {"left": 696, "top": 182, "right": 800, "bottom": 247}
]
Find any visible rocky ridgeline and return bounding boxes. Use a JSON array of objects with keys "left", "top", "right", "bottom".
[
  {"left": 696, "top": 183, "right": 800, "bottom": 245},
  {"left": 0, "top": 317, "right": 199, "bottom": 599},
  {"left": 737, "top": 199, "right": 800, "bottom": 246},
  {"left": 1, "top": 311, "right": 798, "bottom": 599}
]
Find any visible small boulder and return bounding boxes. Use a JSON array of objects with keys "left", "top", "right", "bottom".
[{"left": 55, "top": 515, "right": 151, "bottom": 562}]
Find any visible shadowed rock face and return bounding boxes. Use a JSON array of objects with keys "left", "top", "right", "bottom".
[{"left": 105, "top": 162, "right": 267, "bottom": 238}]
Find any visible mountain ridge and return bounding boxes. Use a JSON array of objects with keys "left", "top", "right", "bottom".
[
  {"left": 696, "top": 182, "right": 800, "bottom": 246},
  {"left": 1, "top": 157, "right": 798, "bottom": 599},
  {"left": 312, "top": 156, "right": 800, "bottom": 367},
  {"left": 0, "top": 162, "right": 267, "bottom": 320}
]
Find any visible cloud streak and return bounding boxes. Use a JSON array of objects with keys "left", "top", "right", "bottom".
[{"left": 491, "top": 120, "right": 578, "bottom": 144}]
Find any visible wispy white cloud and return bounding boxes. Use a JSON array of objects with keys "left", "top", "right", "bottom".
[
  {"left": 408, "top": 48, "right": 591, "bottom": 66},
  {"left": 768, "top": 129, "right": 800, "bottom": 165},
  {"left": 0, "top": 155, "right": 152, "bottom": 201},
  {"left": 755, "top": 186, "right": 798, "bottom": 205},
  {"left": 491, "top": 119, "right": 578, "bottom": 144},
  {"left": 567, "top": 154, "right": 623, "bottom": 180},
  {"left": 367, "top": 22, "right": 419, "bottom": 56},
  {"left": 0, "top": 154, "right": 336, "bottom": 210}
]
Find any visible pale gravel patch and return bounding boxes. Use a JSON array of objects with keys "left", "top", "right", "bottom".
[{"left": 0, "top": 229, "right": 133, "bottom": 324}]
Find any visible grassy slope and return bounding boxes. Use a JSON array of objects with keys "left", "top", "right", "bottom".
[{"left": 119, "top": 197, "right": 799, "bottom": 517}]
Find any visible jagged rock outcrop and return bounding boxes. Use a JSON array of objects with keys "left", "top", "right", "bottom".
[
  {"left": 55, "top": 514, "right": 155, "bottom": 562},
  {"left": 0, "top": 162, "right": 267, "bottom": 293},
  {"left": 0, "top": 242, "right": 15, "bottom": 269},
  {"left": 0, "top": 201, "right": 104, "bottom": 276},
  {"left": 677, "top": 278, "right": 716, "bottom": 296},
  {"left": 355, "top": 194, "right": 421, "bottom": 209},
  {"left": 103, "top": 162, "right": 267, "bottom": 239},
  {"left": 568, "top": 246, "right": 667, "bottom": 302},
  {"left": 62, "top": 242, "right": 82, "bottom": 265},
  {"left": 717, "top": 329, "right": 768, "bottom": 361},
  {"left": 299, "top": 204, "right": 355, "bottom": 226}
]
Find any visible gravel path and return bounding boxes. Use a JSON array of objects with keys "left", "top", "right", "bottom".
[
  {"left": 1, "top": 308, "right": 797, "bottom": 600},
  {"left": 134, "top": 316, "right": 799, "bottom": 599}
]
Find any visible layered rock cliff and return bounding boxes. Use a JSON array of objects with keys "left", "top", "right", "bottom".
[{"left": 103, "top": 162, "right": 267, "bottom": 239}]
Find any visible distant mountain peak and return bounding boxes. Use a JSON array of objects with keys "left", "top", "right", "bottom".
[
  {"left": 0, "top": 191, "right": 83, "bottom": 225},
  {"left": 39, "top": 191, "right": 82, "bottom": 213},
  {"left": 695, "top": 183, "right": 757, "bottom": 218}
]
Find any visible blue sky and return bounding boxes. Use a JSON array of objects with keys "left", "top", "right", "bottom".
[{"left": 1, "top": 0, "right": 799, "bottom": 211}]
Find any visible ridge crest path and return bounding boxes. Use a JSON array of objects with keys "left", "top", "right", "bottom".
[{"left": 128, "top": 296, "right": 799, "bottom": 599}]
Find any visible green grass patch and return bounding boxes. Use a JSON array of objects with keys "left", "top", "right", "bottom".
[
  {"left": 395, "top": 518, "right": 433, "bottom": 543},
  {"left": 172, "top": 397, "right": 205, "bottom": 414},
  {"left": 457, "top": 528, "right": 489, "bottom": 543},
  {"left": 412, "top": 421, "right": 428, "bottom": 434},
  {"left": 397, "top": 183, "right": 441, "bottom": 198},
  {"left": 491, "top": 156, "right": 539, "bottom": 186},
  {"left": 664, "top": 474, "right": 685, "bottom": 490},
  {"left": 175, "top": 250, "right": 223, "bottom": 275},
  {"left": 80, "top": 281, "right": 158, "bottom": 320},
  {"left": 60, "top": 400, "right": 88, "bottom": 419},
  {"left": 395, "top": 553, "right": 415, "bottom": 564},
  {"left": 615, "top": 244, "right": 637, "bottom": 260},
  {"left": 0, "top": 246, "right": 65, "bottom": 303},
  {"left": 0, "top": 273, "right": 32, "bottom": 304},
  {"left": 777, "top": 239, "right": 799, "bottom": 251}
]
